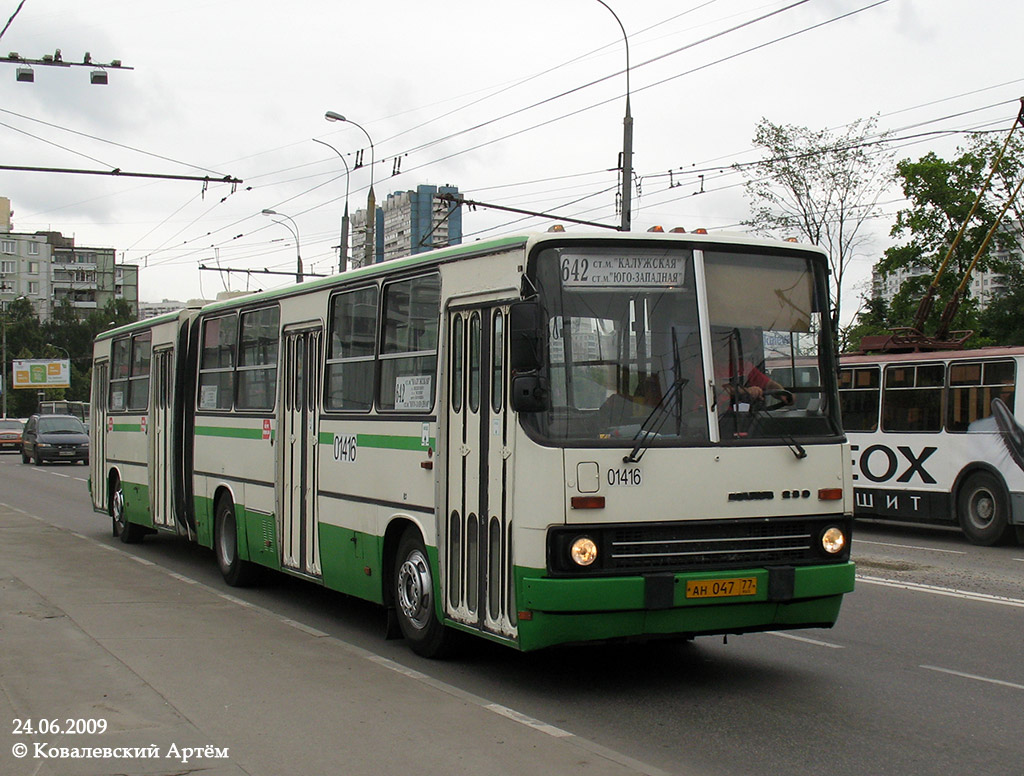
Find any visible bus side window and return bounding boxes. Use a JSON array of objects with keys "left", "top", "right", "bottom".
[
  {"left": 198, "top": 314, "right": 238, "bottom": 411},
  {"left": 326, "top": 286, "right": 378, "bottom": 412},
  {"left": 379, "top": 274, "right": 440, "bottom": 412},
  {"left": 128, "top": 332, "right": 152, "bottom": 412},
  {"left": 109, "top": 337, "right": 131, "bottom": 412},
  {"left": 237, "top": 306, "right": 280, "bottom": 411}
]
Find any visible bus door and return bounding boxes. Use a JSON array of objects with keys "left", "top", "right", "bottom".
[
  {"left": 444, "top": 305, "right": 516, "bottom": 638},
  {"left": 90, "top": 360, "right": 108, "bottom": 513},
  {"left": 149, "top": 347, "right": 176, "bottom": 529},
  {"left": 278, "top": 326, "right": 323, "bottom": 577}
]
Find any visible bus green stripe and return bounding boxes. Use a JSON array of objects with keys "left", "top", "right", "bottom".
[
  {"left": 111, "top": 423, "right": 142, "bottom": 432},
  {"left": 195, "top": 425, "right": 266, "bottom": 440},
  {"left": 317, "top": 431, "right": 435, "bottom": 450}
]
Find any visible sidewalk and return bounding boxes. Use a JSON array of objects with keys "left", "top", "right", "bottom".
[{"left": 0, "top": 506, "right": 664, "bottom": 776}]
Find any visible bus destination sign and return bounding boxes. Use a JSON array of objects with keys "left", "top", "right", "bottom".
[{"left": 561, "top": 253, "right": 685, "bottom": 289}]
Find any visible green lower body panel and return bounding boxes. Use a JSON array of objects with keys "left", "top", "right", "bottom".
[
  {"left": 123, "top": 480, "right": 152, "bottom": 527},
  {"left": 319, "top": 523, "right": 383, "bottom": 604},
  {"left": 513, "top": 562, "right": 855, "bottom": 652}
]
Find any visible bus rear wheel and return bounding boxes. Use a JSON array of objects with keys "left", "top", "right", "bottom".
[
  {"left": 214, "top": 496, "right": 258, "bottom": 586},
  {"left": 111, "top": 476, "right": 145, "bottom": 544},
  {"left": 958, "top": 472, "right": 1012, "bottom": 546},
  {"left": 393, "top": 528, "right": 452, "bottom": 658}
]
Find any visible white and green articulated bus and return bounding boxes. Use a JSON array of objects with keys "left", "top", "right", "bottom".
[{"left": 90, "top": 230, "right": 855, "bottom": 656}]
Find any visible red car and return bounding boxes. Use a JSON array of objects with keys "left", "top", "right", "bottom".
[{"left": 0, "top": 418, "right": 25, "bottom": 452}]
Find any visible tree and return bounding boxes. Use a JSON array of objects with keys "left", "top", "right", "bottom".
[
  {"left": 742, "top": 116, "right": 895, "bottom": 341},
  {"left": 875, "top": 133, "right": 1024, "bottom": 340},
  {"left": 2, "top": 297, "right": 138, "bottom": 417}
]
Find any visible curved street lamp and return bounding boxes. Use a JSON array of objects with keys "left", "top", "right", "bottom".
[
  {"left": 312, "top": 138, "right": 351, "bottom": 273},
  {"left": 325, "top": 111, "right": 376, "bottom": 267},
  {"left": 260, "top": 209, "right": 304, "bottom": 283},
  {"left": 594, "top": 0, "right": 633, "bottom": 231}
]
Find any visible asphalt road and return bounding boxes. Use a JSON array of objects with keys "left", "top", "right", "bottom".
[{"left": 2, "top": 452, "right": 1022, "bottom": 776}]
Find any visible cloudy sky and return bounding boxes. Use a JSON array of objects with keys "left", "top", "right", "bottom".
[{"left": 2, "top": 0, "right": 1021, "bottom": 319}]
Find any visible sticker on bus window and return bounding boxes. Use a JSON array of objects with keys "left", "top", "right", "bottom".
[
  {"left": 200, "top": 385, "right": 219, "bottom": 409},
  {"left": 110, "top": 390, "right": 124, "bottom": 411},
  {"left": 395, "top": 375, "right": 432, "bottom": 411}
]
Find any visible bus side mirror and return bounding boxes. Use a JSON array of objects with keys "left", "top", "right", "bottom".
[
  {"left": 511, "top": 373, "right": 550, "bottom": 413},
  {"left": 509, "top": 301, "right": 543, "bottom": 372}
]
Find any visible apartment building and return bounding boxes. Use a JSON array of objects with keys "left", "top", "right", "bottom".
[{"left": 0, "top": 198, "right": 138, "bottom": 321}]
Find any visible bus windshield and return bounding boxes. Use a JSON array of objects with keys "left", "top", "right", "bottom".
[{"left": 523, "top": 243, "right": 841, "bottom": 446}]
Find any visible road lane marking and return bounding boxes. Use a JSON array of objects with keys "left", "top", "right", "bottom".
[
  {"left": 858, "top": 574, "right": 1024, "bottom": 609},
  {"left": 767, "top": 631, "right": 844, "bottom": 649},
  {"left": 921, "top": 665, "right": 1024, "bottom": 691},
  {"left": 856, "top": 539, "right": 966, "bottom": 555},
  {"left": 485, "top": 703, "right": 573, "bottom": 738}
]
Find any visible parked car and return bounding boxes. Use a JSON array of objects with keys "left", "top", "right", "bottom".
[
  {"left": 21, "top": 414, "right": 90, "bottom": 465},
  {"left": 0, "top": 418, "right": 24, "bottom": 452}
]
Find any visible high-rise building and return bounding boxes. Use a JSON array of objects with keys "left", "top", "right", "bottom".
[{"left": 352, "top": 184, "right": 462, "bottom": 265}]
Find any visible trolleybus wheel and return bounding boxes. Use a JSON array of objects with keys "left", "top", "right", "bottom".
[
  {"left": 958, "top": 471, "right": 1012, "bottom": 546},
  {"left": 393, "top": 528, "right": 452, "bottom": 658},
  {"left": 215, "top": 496, "right": 258, "bottom": 586},
  {"left": 111, "top": 476, "right": 145, "bottom": 544}
]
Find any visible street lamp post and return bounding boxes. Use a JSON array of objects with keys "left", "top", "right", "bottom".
[
  {"left": 312, "top": 138, "right": 352, "bottom": 273},
  {"left": 324, "top": 111, "right": 376, "bottom": 267},
  {"left": 260, "top": 209, "right": 304, "bottom": 284},
  {"left": 45, "top": 342, "right": 71, "bottom": 361},
  {"left": 594, "top": 0, "right": 633, "bottom": 231}
]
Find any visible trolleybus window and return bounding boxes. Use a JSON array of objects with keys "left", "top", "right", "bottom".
[
  {"left": 882, "top": 363, "right": 943, "bottom": 432},
  {"left": 947, "top": 360, "right": 1016, "bottom": 432},
  {"left": 838, "top": 366, "right": 880, "bottom": 431}
]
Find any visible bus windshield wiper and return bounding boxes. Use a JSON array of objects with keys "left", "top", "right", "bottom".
[
  {"left": 623, "top": 376, "right": 689, "bottom": 464},
  {"left": 749, "top": 401, "right": 807, "bottom": 460}
]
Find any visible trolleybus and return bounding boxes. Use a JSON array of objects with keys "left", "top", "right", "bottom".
[
  {"left": 840, "top": 346, "right": 1024, "bottom": 545},
  {"left": 90, "top": 230, "right": 855, "bottom": 656}
]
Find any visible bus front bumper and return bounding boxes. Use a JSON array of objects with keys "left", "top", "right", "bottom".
[{"left": 514, "top": 561, "right": 855, "bottom": 651}]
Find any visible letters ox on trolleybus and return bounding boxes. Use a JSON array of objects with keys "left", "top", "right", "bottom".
[{"left": 90, "top": 229, "right": 854, "bottom": 657}]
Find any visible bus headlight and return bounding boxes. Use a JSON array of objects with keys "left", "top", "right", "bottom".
[
  {"left": 821, "top": 527, "right": 846, "bottom": 554},
  {"left": 570, "top": 536, "right": 598, "bottom": 567}
]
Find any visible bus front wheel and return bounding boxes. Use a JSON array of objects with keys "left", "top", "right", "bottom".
[
  {"left": 958, "top": 472, "right": 1012, "bottom": 546},
  {"left": 214, "top": 497, "right": 258, "bottom": 586},
  {"left": 393, "top": 528, "right": 452, "bottom": 658},
  {"left": 111, "top": 476, "right": 145, "bottom": 544}
]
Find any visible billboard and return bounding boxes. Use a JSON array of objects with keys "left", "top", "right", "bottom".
[{"left": 12, "top": 359, "right": 71, "bottom": 389}]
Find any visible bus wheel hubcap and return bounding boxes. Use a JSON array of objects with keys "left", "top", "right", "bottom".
[
  {"left": 972, "top": 491, "right": 994, "bottom": 526},
  {"left": 112, "top": 488, "right": 125, "bottom": 527},
  {"left": 397, "top": 550, "right": 432, "bottom": 630}
]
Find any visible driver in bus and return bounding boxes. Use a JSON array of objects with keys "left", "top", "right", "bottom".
[{"left": 711, "top": 327, "right": 793, "bottom": 409}]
